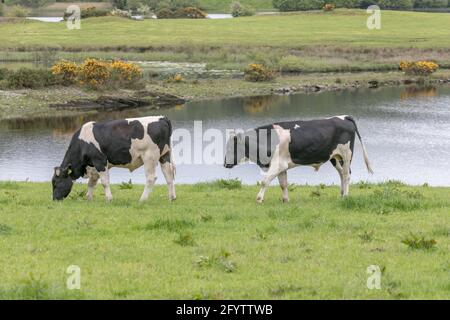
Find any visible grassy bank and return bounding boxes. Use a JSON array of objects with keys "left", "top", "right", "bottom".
[{"left": 0, "top": 181, "right": 448, "bottom": 299}]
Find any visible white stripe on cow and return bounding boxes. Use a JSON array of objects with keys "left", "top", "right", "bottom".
[{"left": 79, "top": 121, "right": 101, "bottom": 151}]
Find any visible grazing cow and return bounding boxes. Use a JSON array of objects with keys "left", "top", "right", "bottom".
[
  {"left": 224, "top": 115, "right": 373, "bottom": 203},
  {"left": 52, "top": 116, "right": 176, "bottom": 202}
]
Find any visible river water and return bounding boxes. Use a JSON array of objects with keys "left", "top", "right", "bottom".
[{"left": 1, "top": 86, "right": 449, "bottom": 186}]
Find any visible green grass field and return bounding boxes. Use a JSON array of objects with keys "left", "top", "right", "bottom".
[
  {"left": 2, "top": 10, "right": 450, "bottom": 49},
  {"left": 3, "top": 10, "right": 450, "bottom": 74},
  {"left": 0, "top": 181, "right": 448, "bottom": 299}
]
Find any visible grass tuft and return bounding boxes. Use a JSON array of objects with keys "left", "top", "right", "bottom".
[
  {"left": 358, "top": 230, "right": 375, "bottom": 243},
  {"left": 119, "top": 179, "right": 133, "bottom": 190},
  {"left": 143, "top": 218, "right": 196, "bottom": 232},
  {"left": 193, "top": 178, "right": 242, "bottom": 191},
  {"left": 401, "top": 233, "right": 437, "bottom": 250},
  {"left": 195, "top": 249, "right": 236, "bottom": 273},
  {"left": 174, "top": 231, "right": 196, "bottom": 247},
  {"left": 341, "top": 185, "right": 428, "bottom": 214},
  {"left": 0, "top": 224, "right": 12, "bottom": 235}
]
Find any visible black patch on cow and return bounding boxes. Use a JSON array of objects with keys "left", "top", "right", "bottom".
[
  {"left": 247, "top": 117, "right": 357, "bottom": 169},
  {"left": 147, "top": 116, "right": 172, "bottom": 163},
  {"left": 92, "top": 119, "right": 145, "bottom": 168}
]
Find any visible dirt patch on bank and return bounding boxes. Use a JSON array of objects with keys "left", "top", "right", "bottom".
[{"left": 49, "top": 91, "right": 185, "bottom": 111}]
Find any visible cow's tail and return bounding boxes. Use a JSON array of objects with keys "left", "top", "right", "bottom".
[
  {"left": 346, "top": 116, "right": 374, "bottom": 174},
  {"left": 165, "top": 116, "right": 176, "bottom": 180}
]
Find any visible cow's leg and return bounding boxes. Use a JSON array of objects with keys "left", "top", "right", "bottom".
[
  {"left": 278, "top": 170, "right": 289, "bottom": 203},
  {"left": 331, "top": 158, "right": 345, "bottom": 197},
  {"left": 140, "top": 154, "right": 159, "bottom": 202},
  {"left": 342, "top": 160, "right": 351, "bottom": 197},
  {"left": 86, "top": 171, "right": 99, "bottom": 201},
  {"left": 257, "top": 159, "right": 288, "bottom": 203},
  {"left": 160, "top": 155, "right": 176, "bottom": 201},
  {"left": 98, "top": 169, "right": 113, "bottom": 202}
]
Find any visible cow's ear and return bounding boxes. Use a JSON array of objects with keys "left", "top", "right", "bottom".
[{"left": 54, "top": 167, "right": 61, "bottom": 177}]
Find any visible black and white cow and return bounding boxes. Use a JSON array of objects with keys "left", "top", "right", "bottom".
[
  {"left": 52, "top": 116, "right": 176, "bottom": 202},
  {"left": 224, "top": 115, "right": 373, "bottom": 203}
]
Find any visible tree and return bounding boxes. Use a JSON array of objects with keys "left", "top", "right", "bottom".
[{"left": 111, "top": 0, "right": 127, "bottom": 9}]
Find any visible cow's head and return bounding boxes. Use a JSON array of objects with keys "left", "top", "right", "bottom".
[
  {"left": 52, "top": 166, "right": 74, "bottom": 201},
  {"left": 224, "top": 131, "right": 246, "bottom": 169}
]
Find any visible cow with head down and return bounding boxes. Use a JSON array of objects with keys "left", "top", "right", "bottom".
[
  {"left": 224, "top": 115, "right": 373, "bottom": 203},
  {"left": 52, "top": 116, "right": 176, "bottom": 202}
]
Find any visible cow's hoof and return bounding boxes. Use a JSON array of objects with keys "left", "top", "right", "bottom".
[
  {"left": 169, "top": 197, "right": 177, "bottom": 202},
  {"left": 256, "top": 197, "right": 264, "bottom": 204},
  {"left": 282, "top": 198, "right": 290, "bottom": 203},
  {"left": 106, "top": 198, "right": 113, "bottom": 203}
]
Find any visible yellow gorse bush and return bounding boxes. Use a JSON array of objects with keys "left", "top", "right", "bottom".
[
  {"left": 244, "top": 63, "right": 275, "bottom": 82},
  {"left": 110, "top": 60, "right": 142, "bottom": 81},
  {"left": 399, "top": 60, "right": 439, "bottom": 76},
  {"left": 51, "top": 59, "right": 143, "bottom": 88},
  {"left": 51, "top": 60, "right": 80, "bottom": 84},
  {"left": 79, "top": 58, "right": 110, "bottom": 86}
]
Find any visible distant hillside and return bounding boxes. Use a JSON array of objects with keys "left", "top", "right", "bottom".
[
  {"left": 198, "top": 0, "right": 274, "bottom": 12},
  {"left": 31, "top": 2, "right": 112, "bottom": 16}
]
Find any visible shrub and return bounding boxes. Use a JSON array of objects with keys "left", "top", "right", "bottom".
[
  {"left": 414, "top": 0, "right": 448, "bottom": 8},
  {"left": 157, "top": 6, "right": 206, "bottom": 18},
  {"left": 63, "top": 6, "right": 109, "bottom": 20},
  {"left": 273, "top": 0, "right": 325, "bottom": 11},
  {"left": 5, "top": 68, "right": 56, "bottom": 89},
  {"left": 167, "top": 74, "right": 184, "bottom": 82},
  {"left": 78, "top": 58, "right": 110, "bottom": 87},
  {"left": 51, "top": 58, "right": 143, "bottom": 89},
  {"left": 6, "top": 0, "right": 52, "bottom": 7},
  {"left": 51, "top": 60, "right": 80, "bottom": 85},
  {"left": 174, "top": 6, "right": 207, "bottom": 18},
  {"left": 272, "top": 0, "right": 419, "bottom": 11},
  {"left": 323, "top": 3, "right": 335, "bottom": 10},
  {"left": 111, "top": 0, "right": 128, "bottom": 9},
  {"left": 110, "top": 8, "right": 133, "bottom": 18},
  {"left": 0, "top": 68, "right": 9, "bottom": 81},
  {"left": 109, "top": 60, "right": 143, "bottom": 87},
  {"left": 230, "top": 1, "right": 255, "bottom": 17},
  {"left": 156, "top": 7, "right": 174, "bottom": 18},
  {"left": 6, "top": 5, "right": 30, "bottom": 17},
  {"left": 137, "top": 4, "right": 151, "bottom": 17},
  {"left": 244, "top": 64, "right": 276, "bottom": 82},
  {"left": 377, "top": 0, "right": 414, "bottom": 9},
  {"left": 155, "top": 0, "right": 200, "bottom": 10},
  {"left": 126, "top": 0, "right": 144, "bottom": 11},
  {"left": 399, "top": 60, "right": 439, "bottom": 76},
  {"left": 81, "top": 7, "right": 109, "bottom": 19}
]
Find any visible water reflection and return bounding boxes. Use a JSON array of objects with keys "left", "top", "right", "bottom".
[
  {"left": 400, "top": 86, "right": 437, "bottom": 100},
  {"left": 243, "top": 95, "right": 287, "bottom": 114},
  {"left": 1, "top": 86, "right": 450, "bottom": 186}
]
